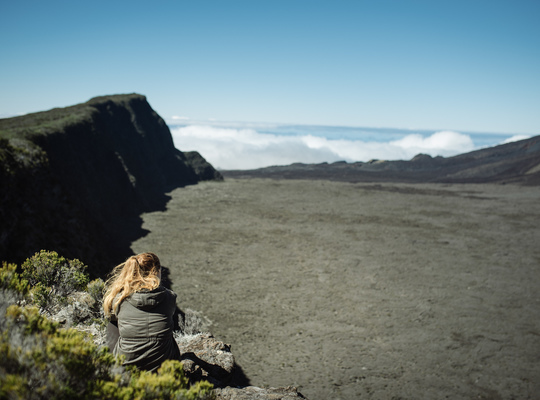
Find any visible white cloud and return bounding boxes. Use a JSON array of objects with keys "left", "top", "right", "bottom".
[
  {"left": 170, "top": 125, "right": 479, "bottom": 170},
  {"left": 501, "top": 134, "right": 531, "bottom": 144},
  {"left": 171, "top": 115, "right": 190, "bottom": 120},
  {"left": 389, "top": 131, "right": 475, "bottom": 157}
]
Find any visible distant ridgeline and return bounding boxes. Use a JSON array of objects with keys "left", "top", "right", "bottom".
[
  {"left": 0, "top": 94, "right": 222, "bottom": 276},
  {"left": 224, "top": 135, "right": 540, "bottom": 185}
]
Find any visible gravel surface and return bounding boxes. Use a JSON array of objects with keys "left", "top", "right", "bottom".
[{"left": 131, "top": 178, "right": 540, "bottom": 400}]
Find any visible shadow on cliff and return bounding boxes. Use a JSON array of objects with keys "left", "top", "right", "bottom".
[
  {"left": 160, "top": 265, "right": 252, "bottom": 389},
  {"left": 106, "top": 191, "right": 175, "bottom": 274},
  {"left": 0, "top": 94, "right": 222, "bottom": 277}
]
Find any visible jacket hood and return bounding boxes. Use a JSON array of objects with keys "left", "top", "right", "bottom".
[{"left": 127, "top": 286, "right": 169, "bottom": 311}]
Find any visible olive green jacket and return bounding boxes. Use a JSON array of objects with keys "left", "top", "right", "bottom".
[{"left": 111, "top": 286, "right": 180, "bottom": 372}]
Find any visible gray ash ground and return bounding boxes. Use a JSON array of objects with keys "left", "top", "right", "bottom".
[{"left": 132, "top": 178, "right": 540, "bottom": 400}]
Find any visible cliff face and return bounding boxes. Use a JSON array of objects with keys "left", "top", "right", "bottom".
[{"left": 0, "top": 94, "right": 222, "bottom": 275}]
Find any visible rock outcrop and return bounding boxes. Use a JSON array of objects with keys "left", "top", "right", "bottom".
[
  {"left": 0, "top": 94, "right": 222, "bottom": 275},
  {"left": 178, "top": 333, "right": 236, "bottom": 386},
  {"left": 43, "top": 290, "right": 306, "bottom": 399},
  {"left": 178, "top": 334, "right": 307, "bottom": 398}
]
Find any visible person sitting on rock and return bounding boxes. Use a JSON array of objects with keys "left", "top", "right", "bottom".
[{"left": 103, "top": 252, "right": 181, "bottom": 372}]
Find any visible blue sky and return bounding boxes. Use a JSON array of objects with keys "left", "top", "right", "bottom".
[{"left": 1, "top": 0, "right": 539, "bottom": 136}]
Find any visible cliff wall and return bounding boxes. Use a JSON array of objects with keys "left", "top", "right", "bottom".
[{"left": 0, "top": 94, "right": 222, "bottom": 275}]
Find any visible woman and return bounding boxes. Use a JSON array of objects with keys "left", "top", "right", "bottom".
[{"left": 103, "top": 252, "right": 181, "bottom": 372}]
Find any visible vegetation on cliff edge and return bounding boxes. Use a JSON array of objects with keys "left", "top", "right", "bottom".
[{"left": 0, "top": 250, "right": 214, "bottom": 400}]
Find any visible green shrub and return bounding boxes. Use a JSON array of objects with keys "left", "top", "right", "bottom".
[
  {"left": 1, "top": 304, "right": 116, "bottom": 399},
  {"left": 5, "top": 304, "right": 58, "bottom": 335},
  {"left": 120, "top": 360, "right": 215, "bottom": 400},
  {"left": 21, "top": 250, "right": 89, "bottom": 308},
  {"left": 1, "top": 252, "right": 214, "bottom": 399},
  {"left": 29, "top": 282, "right": 54, "bottom": 311},
  {"left": 0, "top": 261, "right": 29, "bottom": 295},
  {"left": 0, "top": 304, "right": 214, "bottom": 400},
  {"left": 87, "top": 278, "right": 105, "bottom": 305}
]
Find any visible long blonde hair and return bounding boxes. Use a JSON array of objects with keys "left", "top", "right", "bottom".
[{"left": 103, "top": 252, "right": 162, "bottom": 317}]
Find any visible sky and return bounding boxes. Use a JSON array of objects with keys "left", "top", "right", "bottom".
[{"left": 1, "top": 1, "right": 539, "bottom": 168}]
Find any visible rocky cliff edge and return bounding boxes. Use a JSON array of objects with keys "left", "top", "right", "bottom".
[{"left": 0, "top": 94, "right": 222, "bottom": 275}]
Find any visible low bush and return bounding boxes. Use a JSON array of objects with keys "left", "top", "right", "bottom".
[
  {"left": 22, "top": 250, "right": 89, "bottom": 293},
  {"left": 21, "top": 250, "right": 89, "bottom": 311},
  {"left": 0, "top": 261, "right": 29, "bottom": 295},
  {"left": 0, "top": 251, "right": 215, "bottom": 400},
  {"left": 87, "top": 278, "right": 105, "bottom": 305},
  {"left": 0, "top": 304, "right": 214, "bottom": 400}
]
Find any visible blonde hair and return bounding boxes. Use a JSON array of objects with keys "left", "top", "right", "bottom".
[{"left": 103, "top": 252, "right": 162, "bottom": 317}]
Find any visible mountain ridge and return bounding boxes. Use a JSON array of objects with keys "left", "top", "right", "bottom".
[{"left": 222, "top": 135, "right": 540, "bottom": 185}]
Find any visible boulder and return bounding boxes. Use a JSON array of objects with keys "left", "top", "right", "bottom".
[{"left": 177, "top": 333, "right": 235, "bottom": 386}]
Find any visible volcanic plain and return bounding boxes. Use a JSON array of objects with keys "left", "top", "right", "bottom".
[{"left": 131, "top": 178, "right": 540, "bottom": 400}]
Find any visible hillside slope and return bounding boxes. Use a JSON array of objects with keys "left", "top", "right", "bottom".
[
  {"left": 0, "top": 94, "right": 221, "bottom": 275},
  {"left": 223, "top": 135, "right": 540, "bottom": 185}
]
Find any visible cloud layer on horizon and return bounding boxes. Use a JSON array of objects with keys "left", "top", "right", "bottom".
[{"left": 170, "top": 124, "right": 527, "bottom": 170}]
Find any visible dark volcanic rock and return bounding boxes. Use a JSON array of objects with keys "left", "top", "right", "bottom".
[
  {"left": 0, "top": 94, "right": 222, "bottom": 275},
  {"left": 178, "top": 334, "right": 308, "bottom": 398},
  {"left": 178, "top": 333, "right": 236, "bottom": 386},
  {"left": 223, "top": 135, "right": 540, "bottom": 185},
  {"left": 183, "top": 151, "right": 224, "bottom": 181}
]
